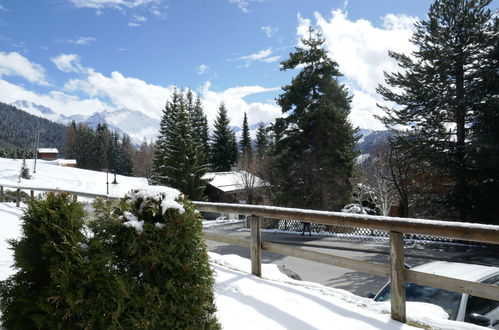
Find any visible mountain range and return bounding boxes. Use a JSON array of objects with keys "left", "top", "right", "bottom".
[{"left": 11, "top": 100, "right": 159, "bottom": 145}]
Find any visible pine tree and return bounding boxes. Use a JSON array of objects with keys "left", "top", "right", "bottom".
[
  {"left": 20, "top": 158, "right": 31, "bottom": 180},
  {"left": 210, "top": 103, "right": 238, "bottom": 172},
  {"left": 152, "top": 89, "right": 210, "bottom": 200},
  {"left": 95, "top": 123, "right": 111, "bottom": 170},
  {"left": 186, "top": 90, "right": 210, "bottom": 165},
  {"left": 239, "top": 112, "right": 252, "bottom": 163},
  {"left": 376, "top": 0, "right": 497, "bottom": 221},
  {"left": 118, "top": 134, "right": 134, "bottom": 176},
  {"left": 272, "top": 28, "right": 358, "bottom": 211},
  {"left": 255, "top": 122, "right": 269, "bottom": 159},
  {"left": 63, "top": 121, "right": 77, "bottom": 159},
  {"left": 152, "top": 89, "right": 183, "bottom": 185}
]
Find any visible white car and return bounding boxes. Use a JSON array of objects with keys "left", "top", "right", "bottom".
[{"left": 373, "top": 261, "right": 499, "bottom": 328}]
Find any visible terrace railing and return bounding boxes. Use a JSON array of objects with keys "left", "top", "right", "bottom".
[{"left": 193, "top": 201, "right": 499, "bottom": 324}]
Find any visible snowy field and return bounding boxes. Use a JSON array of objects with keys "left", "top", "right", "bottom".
[{"left": 0, "top": 158, "right": 487, "bottom": 329}]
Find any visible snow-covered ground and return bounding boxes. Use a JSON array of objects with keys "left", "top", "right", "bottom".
[
  {"left": 0, "top": 158, "right": 149, "bottom": 198},
  {"left": 0, "top": 158, "right": 487, "bottom": 329}
]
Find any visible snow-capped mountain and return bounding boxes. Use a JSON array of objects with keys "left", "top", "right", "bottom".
[
  {"left": 11, "top": 100, "right": 159, "bottom": 145},
  {"left": 11, "top": 100, "right": 65, "bottom": 123}
]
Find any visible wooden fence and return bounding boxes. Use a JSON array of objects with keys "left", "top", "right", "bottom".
[
  {"left": 193, "top": 201, "right": 499, "bottom": 324},
  {"left": 2, "top": 184, "right": 498, "bottom": 324}
]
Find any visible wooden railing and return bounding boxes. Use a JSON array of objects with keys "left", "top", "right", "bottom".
[
  {"left": 193, "top": 201, "right": 499, "bottom": 324},
  {"left": 2, "top": 184, "right": 498, "bottom": 324}
]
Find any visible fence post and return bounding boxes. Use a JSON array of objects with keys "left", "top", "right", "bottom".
[
  {"left": 0, "top": 186, "right": 3, "bottom": 202},
  {"left": 16, "top": 188, "right": 20, "bottom": 207},
  {"left": 251, "top": 215, "right": 262, "bottom": 277},
  {"left": 389, "top": 231, "right": 406, "bottom": 323}
]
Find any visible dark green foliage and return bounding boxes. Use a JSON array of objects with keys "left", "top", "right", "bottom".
[
  {"left": 0, "top": 148, "right": 33, "bottom": 159},
  {"left": 271, "top": 28, "right": 358, "bottom": 211},
  {"left": 376, "top": 0, "right": 498, "bottom": 222},
  {"left": 152, "top": 89, "right": 210, "bottom": 200},
  {"left": 91, "top": 191, "right": 220, "bottom": 329},
  {"left": 239, "top": 112, "right": 252, "bottom": 162},
  {"left": 0, "top": 102, "right": 66, "bottom": 150},
  {"left": 0, "top": 191, "right": 220, "bottom": 329},
  {"left": 255, "top": 122, "right": 269, "bottom": 159},
  {"left": 210, "top": 103, "right": 238, "bottom": 171},
  {"left": 0, "top": 193, "right": 115, "bottom": 329},
  {"left": 63, "top": 121, "right": 134, "bottom": 175}
]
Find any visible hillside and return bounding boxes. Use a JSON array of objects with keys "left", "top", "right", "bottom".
[{"left": 0, "top": 102, "right": 67, "bottom": 151}]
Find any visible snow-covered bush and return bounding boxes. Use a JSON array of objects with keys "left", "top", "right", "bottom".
[
  {"left": 0, "top": 189, "right": 220, "bottom": 329},
  {"left": 19, "top": 158, "right": 31, "bottom": 180},
  {"left": 90, "top": 187, "right": 220, "bottom": 329}
]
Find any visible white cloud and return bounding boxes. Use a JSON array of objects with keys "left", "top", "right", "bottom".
[
  {"left": 129, "top": 15, "right": 147, "bottom": 26},
  {"left": 229, "top": 0, "right": 266, "bottom": 14},
  {"left": 63, "top": 69, "right": 174, "bottom": 120},
  {"left": 261, "top": 26, "right": 277, "bottom": 38},
  {"left": 0, "top": 4, "right": 7, "bottom": 11},
  {"left": 200, "top": 82, "right": 281, "bottom": 128},
  {"left": 69, "top": 0, "right": 162, "bottom": 9},
  {"left": 237, "top": 48, "right": 280, "bottom": 67},
  {"left": 51, "top": 53, "right": 85, "bottom": 73},
  {"left": 297, "top": 10, "right": 417, "bottom": 130},
  {"left": 0, "top": 52, "right": 48, "bottom": 86},
  {"left": 197, "top": 64, "right": 209, "bottom": 75},
  {"left": 56, "top": 36, "right": 96, "bottom": 45}
]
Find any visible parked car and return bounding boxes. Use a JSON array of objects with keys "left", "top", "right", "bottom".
[{"left": 372, "top": 261, "right": 499, "bottom": 328}]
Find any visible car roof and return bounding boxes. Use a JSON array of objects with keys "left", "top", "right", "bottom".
[{"left": 412, "top": 261, "right": 499, "bottom": 282}]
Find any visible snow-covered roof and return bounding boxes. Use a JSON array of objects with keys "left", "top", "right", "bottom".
[
  {"left": 203, "top": 171, "right": 267, "bottom": 193},
  {"left": 37, "top": 148, "right": 58, "bottom": 153},
  {"left": 57, "top": 159, "right": 77, "bottom": 165},
  {"left": 412, "top": 261, "right": 499, "bottom": 282}
]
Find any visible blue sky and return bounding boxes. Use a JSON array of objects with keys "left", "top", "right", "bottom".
[{"left": 0, "top": 0, "right": 495, "bottom": 132}]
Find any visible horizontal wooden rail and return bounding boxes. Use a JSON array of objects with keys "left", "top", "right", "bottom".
[
  {"left": 196, "top": 201, "right": 499, "bottom": 324},
  {"left": 194, "top": 201, "right": 499, "bottom": 245},
  {"left": 0, "top": 183, "right": 119, "bottom": 200}
]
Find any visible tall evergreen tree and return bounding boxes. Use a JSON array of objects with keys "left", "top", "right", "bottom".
[
  {"left": 271, "top": 28, "right": 358, "bottom": 211},
  {"left": 239, "top": 112, "right": 252, "bottom": 162},
  {"left": 186, "top": 90, "right": 210, "bottom": 164},
  {"left": 118, "top": 134, "right": 134, "bottom": 176},
  {"left": 255, "top": 122, "right": 269, "bottom": 159},
  {"left": 152, "top": 89, "right": 183, "bottom": 185},
  {"left": 376, "top": 0, "right": 498, "bottom": 221},
  {"left": 210, "top": 103, "right": 238, "bottom": 172},
  {"left": 152, "top": 89, "right": 209, "bottom": 200},
  {"left": 95, "top": 123, "right": 110, "bottom": 171}
]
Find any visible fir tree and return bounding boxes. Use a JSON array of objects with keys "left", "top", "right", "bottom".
[
  {"left": 376, "top": 0, "right": 498, "bottom": 221},
  {"left": 95, "top": 123, "right": 111, "bottom": 170},
  {"left": 255, "top": 122, "right": 269, "bottom": 159},
  {"left": 152, "top": 89, "right": 183, "bottom": 185},
  {"left": 210, "top": 103, "right": 238, "bottom": 171},
  {"left": 239, "top": 112, "right": 252, "bottom": 162},
  {"left": 152, "top": 89, "right": 209, "bottom": 200},
  {"left": 118, "top": 134, "right": 134, "bottom": 176},
  {"left": 272, "top": 28, "right": 358, "bottom": 211},
  {"left": 186, "top": 90, "right": 210, "bottom": 164},
  {"left": 20, "top": 158, "right": 31, "bottom": 180}
]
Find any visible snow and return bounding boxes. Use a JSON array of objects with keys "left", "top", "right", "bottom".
[
  {"left": 0, "top": 158, "right": 150, "bottom": 198},
  {"left": 203, "top": 171, "right": 267, "bottom": 193},
  {"left": 121, "top": 211, "right": 144, "bottom": 234},
  {"left": 37, "top": 148, "right": 58, "bottom": 153}
]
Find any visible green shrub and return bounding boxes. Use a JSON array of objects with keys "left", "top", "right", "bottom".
[
  {"left": 0, "top": 193, "right": 126, "bottom": 329},
  {"left": 0, "top": 189, "right": 220, "bottom": 330},
  {"left": 91, "top": 189, "right": 220, "bottom": 329}
]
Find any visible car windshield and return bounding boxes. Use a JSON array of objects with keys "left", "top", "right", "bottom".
[{"left": 375, "top": 282, "right": 462, "bottom": 320}]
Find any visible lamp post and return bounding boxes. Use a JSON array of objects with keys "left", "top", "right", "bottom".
[{"left": 106, "top": 169, "right": 109, "bottom": 195}]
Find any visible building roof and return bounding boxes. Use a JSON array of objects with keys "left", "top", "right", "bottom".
[
  {"left": 203, "top": 171, "right": 267, "bottom": 193},
  {"left": 38, "top": 148, "right": 59, "bottom": 153},
  {"left": 57, "top": 159, "right": 77, "bottom": 165}
]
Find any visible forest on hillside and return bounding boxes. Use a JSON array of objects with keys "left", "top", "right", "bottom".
[{"left": 0, "top": 102, "right": 66, "bottom": 151}]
